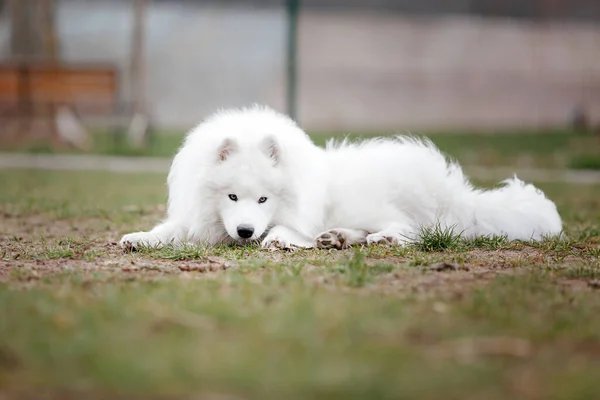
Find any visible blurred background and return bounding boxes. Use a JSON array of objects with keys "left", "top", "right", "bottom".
[{"left": 0, "top": 0, "right": 599, "bottom": 171}]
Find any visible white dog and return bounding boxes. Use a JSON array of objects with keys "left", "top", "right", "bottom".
[{"left": 120, "top": 105, "right": 562, "bottom": 250}]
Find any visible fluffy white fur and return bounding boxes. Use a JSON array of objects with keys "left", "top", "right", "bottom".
[{"left": 120, "top": 105, "right": 562, "bottom": 250}]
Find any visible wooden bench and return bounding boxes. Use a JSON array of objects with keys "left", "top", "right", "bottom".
[
  {"left": 0, "top": 62, "right": 121, "bottom": 115},
  {"left": 0, "top": 62, "right": 134, "bottom": 147}
]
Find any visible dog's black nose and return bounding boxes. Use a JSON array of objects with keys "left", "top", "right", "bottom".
[{"left": 237, "top": 225, "right": 254, "bottom": 239}]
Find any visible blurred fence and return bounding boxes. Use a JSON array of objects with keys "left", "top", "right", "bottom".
[{"left": 0, "top": 0, "right": 599, "bottom": 133}]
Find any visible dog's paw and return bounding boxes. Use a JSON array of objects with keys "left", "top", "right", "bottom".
[
  {"left": 366, "top": 232, "right": 409, "bottom": 246},
  {"left": 261, "top": 226, "right": 314, "bottom": 251},
  {"left": 261, "top": 236, "right": 299, "bottom": 251},
  {"left": 316, "top": 229, "right": 348, "bottom": 250},
  {"left": 119, "top": 232, "right": 161, "bottom": 251}
]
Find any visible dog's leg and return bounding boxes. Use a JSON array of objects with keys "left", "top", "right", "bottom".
[
  {"left": 366, "top": 222, "right": 415, "bottom": 246},
  {"left": 120, "top": 220, "right": 184, "bottom": 250},
  {"left": 315, "top": 228, "right": 368, "bottom": 249},
  {"left": 261, "top": 225, "right": 314, "bottom": 250}
]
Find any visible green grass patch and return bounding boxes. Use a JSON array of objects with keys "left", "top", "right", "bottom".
[
  {"left": 1, "top": 269, "right": 600, "bottom": 398},
  {"left": 135, "top": 242, "right": 261, "bottom": 261},
  {"left": 0, "top": 169, "right": 166, "bottom": 220},
  {"left": 569, "top": 154, "right": 600, "bottom": 170},
  {"left": 559, "top": 266, "right": 600, "bottom": 280},
  {"left": 462, "top": 234, "right": 508, "bottom": 250},
  {"left": 37, "top": 243, "right": 75, "bottom": 259},
  {"left": 3, "top": 128, "right": 600, "bottom": 170},
  {"left": 414, "top": 224, "right": 463, "bottom": 252},
  {"left": 332, "top": 251, "right": 394, "bottom": 287}
]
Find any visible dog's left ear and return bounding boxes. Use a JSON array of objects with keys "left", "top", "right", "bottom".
[
  {"left": 217, "top": 138, "right": 237, "bottom": 162},
  {"left": 260, "top": 135, "right": 279, "bottom": 165}
]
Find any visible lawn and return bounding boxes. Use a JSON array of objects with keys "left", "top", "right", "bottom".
[
  {"left": 1, "top": 169, "right": 600, "bottom": 399},
  {"left": 4, "top": 128, "right": 600, "bottom": 170}
]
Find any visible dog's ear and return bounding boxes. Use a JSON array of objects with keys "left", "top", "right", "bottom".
[
  {"left": 217, "top": 138, "right": 237, "bottom": 162},
  {"left": 260, "top": 135, "right": 279, "bottom": 165}
]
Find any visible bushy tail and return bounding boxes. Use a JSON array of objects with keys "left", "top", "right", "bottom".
[{"left": 470, "top": 176, "right": 562, "bottom": 241}]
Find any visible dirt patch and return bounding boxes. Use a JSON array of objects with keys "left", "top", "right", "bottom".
[{"left": 2, "top": 211, "right": 599, "bottom": 298}]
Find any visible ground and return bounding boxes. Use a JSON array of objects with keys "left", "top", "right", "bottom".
[{"left": 1, "top": 144, "right": 600, "bottom": 398}]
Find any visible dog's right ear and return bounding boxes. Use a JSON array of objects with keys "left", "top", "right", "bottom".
[
  {"left": 217, "top": 138, "right": 237, "bottom": 162},
  {"left": 260, "top": 135, "right": 280, "bottom": 166}
]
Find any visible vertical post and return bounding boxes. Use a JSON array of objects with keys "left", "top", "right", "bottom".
[
  {"left": 9, "top": 0, "right": 37, "bottom": 58},
  {"left": 40, "top": 0, "right": 60, "bottom": 145},
  {"left": 130, "top": 0, "right": 147, "bottom": 115},
  {"left": 40, "top": 0, "right": 59, "bottom": 62},
  {"left": 286, "top": 0, "right": 299, "bottom": 121},
  {"left": 128, "top": 0, "right": 149, "bottom": 148},
  {"left": 9, "top": 0, "right": 33, "bottom": 141},
  {"left": 8, "top": 0, "right": 60, "bottom": 143}
]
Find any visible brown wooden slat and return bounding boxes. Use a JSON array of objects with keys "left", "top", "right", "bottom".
[{"left": 0, "top": 63, "right": 118, "bottom": 116}]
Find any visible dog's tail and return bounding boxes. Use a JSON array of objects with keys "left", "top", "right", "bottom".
[{"left": 468, "top": 176, "right": 562, "bottom": 241}]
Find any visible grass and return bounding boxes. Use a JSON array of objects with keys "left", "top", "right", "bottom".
[
  {"left": 569, "top": 154, "right": 600, "bottom": 170},
  {"left": 1, "top": 169, "right": 600, "bottom": 399},
  {"left": 3, "top": 127, "right": 600, "bottom": 170},
  {"left": 415, "top": 224, "right": 464, "bottom": 252}
]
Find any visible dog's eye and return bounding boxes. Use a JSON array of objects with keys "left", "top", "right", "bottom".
[
  {"left": 228, "top": 194, "right": 238, "bottom": 201},
  {"left": 258, "top": 197, "right": 267, "bottom": 204}
]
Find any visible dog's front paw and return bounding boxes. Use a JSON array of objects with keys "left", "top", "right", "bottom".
[
  {"left": 316, "top": 229, "right": 348, "bottom": 250},
  {"left": 119, "top": 232, "right": 161, "bottom": 250},
  {"left": 261, "top": 226, "right": 314, "bottom": 250},
  {"left": 261, "top": 235, "right": 299, "bottom": 251},
  {"left": 366, "top": 232, "right": 409, "bottom": 246}
]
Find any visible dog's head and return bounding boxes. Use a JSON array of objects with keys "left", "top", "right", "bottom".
[{"left": 206, "top": 135, "right": 286, "bottom": 243}]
